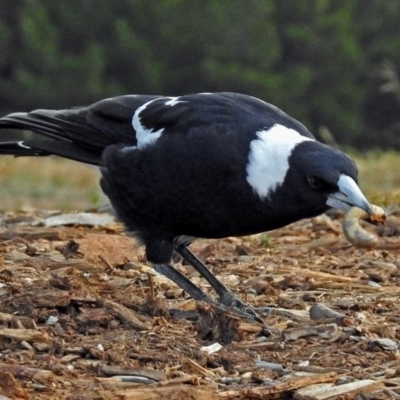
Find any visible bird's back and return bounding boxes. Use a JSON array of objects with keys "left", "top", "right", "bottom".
[{"left": 0, "top": 93, "right": 315, "bottom": 165}]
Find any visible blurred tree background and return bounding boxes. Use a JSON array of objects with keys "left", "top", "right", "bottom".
[{"left": 1, "top": 0, "right": 400, "bottom": 149}]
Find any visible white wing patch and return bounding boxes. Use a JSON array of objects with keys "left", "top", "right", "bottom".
[
  {"left": 164, "top": 97, "right": 185, "bottom": 107},
  {"left": 132, "top": 99, "right": 165, "bottom": 149},
  {"left": 246, "top": 124, "right": 314, "bottom": 199},
  {"left": 132, "top": 97, "right": 186, "bottom": 149}
]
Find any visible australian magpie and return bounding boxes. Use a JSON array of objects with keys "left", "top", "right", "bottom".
[{"left": 0, "top": 92, "right": 373, "bottom": 323}]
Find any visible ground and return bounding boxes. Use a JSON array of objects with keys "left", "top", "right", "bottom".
[
  {"left": 0, "top": 206, "right": 399, "bottom": 400},
  {"left": 0, "top": 156, "right": 399, "bottom": 399}
]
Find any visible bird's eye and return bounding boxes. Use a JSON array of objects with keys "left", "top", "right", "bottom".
[{"left": 307, "top": 177, "right": 323, "bottom": 190}]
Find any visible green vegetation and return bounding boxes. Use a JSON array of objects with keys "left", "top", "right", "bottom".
[
  {"left": 260, "top": 234, "right": 274, "bottom": 249},
  {"left": 1, "top": 1, "right": 400, "bottom": 148}
]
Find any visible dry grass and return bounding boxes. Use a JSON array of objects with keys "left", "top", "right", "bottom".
[
  {"left": 352, "top": 150, "right": 400, "bottom": 206},
  {"left": 0, "top": 151, "right": 398, "bottom": 211},
  {"left": 0, "top": 156, "right": 105, "bottom": 210}
]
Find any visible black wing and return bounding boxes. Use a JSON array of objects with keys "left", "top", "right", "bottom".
[
  {"left": 127, "top": 93, "right": 315, "bottom": 140},
  {"left": 0, "top": 93, "right": 315, "bottom": 165},
  {"left": 0, "top": 95, "right": 159, "bottom": 165}
]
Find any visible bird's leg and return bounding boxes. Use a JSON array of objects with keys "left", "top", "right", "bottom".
[
  {"left": 153, "top": 263, "right": 266, "bottom": 319},
  {"left": 173, "top": 244, "right": 264, "bottom": 323},
  {"left": 152, "top": 263, "right": 212, "bottom": 303}
]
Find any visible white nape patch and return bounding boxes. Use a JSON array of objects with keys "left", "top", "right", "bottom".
[
  {"left": 246, "top": 124, "right": 314, "bottom": 199},
  {"left": 132, "top": 99, "right": 165, "bottom": 149},
  {"left": 164, "top": 96, "right": 185, "bottom": 107},
  {"left": 18, "top": 141, "right": 31, "bottom": 149}
]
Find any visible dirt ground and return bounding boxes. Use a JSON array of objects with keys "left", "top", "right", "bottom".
[{"left": 0, "top": 207, "right": 399, "bottom": 400}]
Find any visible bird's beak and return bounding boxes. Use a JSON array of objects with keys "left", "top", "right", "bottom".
[{"left": 326, "top": 174, "right": 373, "bottom": 215}]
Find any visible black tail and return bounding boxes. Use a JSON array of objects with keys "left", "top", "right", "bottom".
[
  {"left": 0, "top": 109, "right": 104, "bottom": 165},
  {"left": 0, "top": 139, "right": 103, "bottom": 165},
  {"left": 0, "top": 95, "right": 159, "bottom": 165},
  {"left": 0, "top": 111, "right": 66, "bottom": 137}
]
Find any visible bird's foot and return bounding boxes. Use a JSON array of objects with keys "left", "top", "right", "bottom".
[
  {"left": 217, "top": 292, "right": 281, "bottom": 336},
  {"left": 218, "top": 290, "right": 264, "bottom": 324}
]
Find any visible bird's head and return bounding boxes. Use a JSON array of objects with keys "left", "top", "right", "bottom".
[
  {"left": 246, "top": 125, "right": 372, "bottom": 221},
  {"left": 288, "top": 140, "right": 373, "bottom": 215}
]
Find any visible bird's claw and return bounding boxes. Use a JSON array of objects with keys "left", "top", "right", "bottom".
[{"left": 218, "top": 291, "right": 264, "bottom": 323}]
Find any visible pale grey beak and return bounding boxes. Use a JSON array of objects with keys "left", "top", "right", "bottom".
[{"left": 326, "top": 174, "right": 373, "bottom": 215}]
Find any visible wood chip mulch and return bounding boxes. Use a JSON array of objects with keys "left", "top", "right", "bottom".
[{"left": 0, "top": 208, "right": 399, "bottom": 399}]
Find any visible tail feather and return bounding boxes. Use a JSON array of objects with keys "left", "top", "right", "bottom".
[
  {"left": 0, "top": 112, "right": 63, "bottom": 138},
  {"left": 1, "top": 109, "right": 100, "bottom": 144},
  {"left": 0, "top": 141, "right": 48, "bottom": 157},
  {"left": 0, "top": 108, "right": 104, "bottom": 164},
  {"left": 0, "top": 95, "right": 150, "bottom": 165},
  {"left": 0, "top": 139, "right": 102, "bottom": 165}
]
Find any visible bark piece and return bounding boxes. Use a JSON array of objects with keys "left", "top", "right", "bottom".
[
  {"left": 103, "top": 300, "right": 147, "bottom": 331},
  {"left": 0, "top": 363, "right": 55, "bottom": 385},
  {"left": 99, "top": 365, "right": 166, "bottom": 382},
  {"left": 0, "top": 329, "right": 49, "bottom": 343}
]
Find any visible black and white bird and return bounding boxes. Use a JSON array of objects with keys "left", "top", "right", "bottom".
[{"left": 0, "top": 93, "right": 373, "bottom": 322}]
